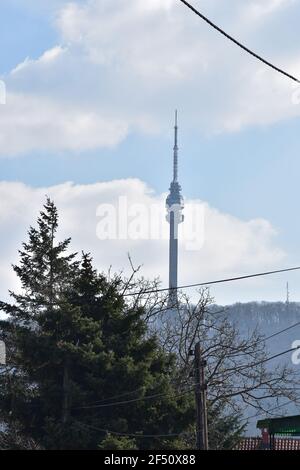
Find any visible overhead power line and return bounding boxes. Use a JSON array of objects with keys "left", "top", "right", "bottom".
[
  {"left": 81, "top": 378, "right": 170, "bottom": 406},
  {"left": 230, "top": 319, "right": 300, "bottom": 348},
  {"left": 240, "top": 400, "right": 295, "bottom": 423},
  {"left": 83, "top": 386, "right": 149, "bottom": 407},
  {"left": 178, "top": 0, "right": 300, "bottom": 83},
  {"left": 124, "top": 266, "right": 300, "bottom": 296},
  {"left": 75, "top": 387, "right": 194, "bottom": 410},
  {"left": 226, "top": 319, "right": 300, "bottom": 357},
  {"left": 75, "top": 388, "right": 299, "bottom": 439},
  {"left": 234, "top": 346, "right": 300, "bottom": 373},
  {"left": 76, "top": 398, "right": 299, "bottom": 438},
  {"left": 226, "top": 386, "right": 300, "bottom": 392},
  {"left": 264, "top": 320, "right": 300, "bottom": 342},
  {"left": 210, "top": 346, "right": 300, "bottom": 379},
  {"left": 259, "top": 346, "right": 299, "bottom": 365},
  {"left": 72, "top": 319, "right": 300, "bottom": 409},
  {"left": 75, "top": 347, "right": 300, "bottom": 411},
  {"left": 238, "top": 320, "right": 300, "bottom": 351},
  {"left": 75, "top": 420, "right": 181, "bottom": 439}
]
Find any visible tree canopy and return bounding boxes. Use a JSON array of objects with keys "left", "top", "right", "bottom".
[{"left": 0, "top": 199, "right": 193, "bottom": 450}]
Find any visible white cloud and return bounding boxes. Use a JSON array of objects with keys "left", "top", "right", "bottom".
[
  {"left": 0, "top": 179, "right": 285, "bottom": 307},
  {"left": 11, "top": 46, "right": 67, "bottom": 75},
  {"left": 0, "top": 92, "right": 128, "bottom": 155},
  {"left": 245, "top": 0, "right": 295, "bottom": 20},
  {"left": 0, "top": 0, "right": 299, "bottom": 157}
]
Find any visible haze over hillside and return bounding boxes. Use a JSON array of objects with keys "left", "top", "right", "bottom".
[
  {"left": 222, "top": 301, "right": 300, "bottom": 351},
  {"left": 216, "top": 301, "right": 300, "bottom": 435}
]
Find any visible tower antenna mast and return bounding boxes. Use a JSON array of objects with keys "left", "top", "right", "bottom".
[{"left": 173, "top": 110, "right": 178, "bottom": 182}]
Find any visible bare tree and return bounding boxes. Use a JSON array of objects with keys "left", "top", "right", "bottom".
[
  {"left": 150, "top": 288, "right": 300, "bottom": 417},
  {"left": 119, "top": 263, "right": 300, "bottom": 419},
  {"left": 99, "top": 262, "right": 300, "bottom": 448},
  {"left": 117, "top": 254, "right": 171, "bottom": 324}
]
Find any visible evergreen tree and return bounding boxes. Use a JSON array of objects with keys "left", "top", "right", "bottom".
[
  {"left": 0, "top": 199, "right": 193, "bottom": 449},
  {"left": 208, "top": 402, "right": 246, "bottom": 450},
  {"left": 60, "top": 252, "right": 194, "bottom": 450}
]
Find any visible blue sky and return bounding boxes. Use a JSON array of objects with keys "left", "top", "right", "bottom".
[
  {"left": 0, "top": 1, "right": 58, "bottom": 74},
  {"left": 1, "top": 0, "right": 300, "bottom": 304}
]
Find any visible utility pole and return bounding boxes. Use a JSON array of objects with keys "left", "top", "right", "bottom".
[{"left": 193, "top": 341, "right": 208, "bottom": 450}]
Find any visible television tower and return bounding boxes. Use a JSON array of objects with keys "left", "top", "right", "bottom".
[{"left": 166, "top": 111, "right": 184, "bottom": 308}]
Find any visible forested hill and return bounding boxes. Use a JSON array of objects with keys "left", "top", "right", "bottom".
[
  {"left": 216, "top": 301, "right": 300, "bottom": 434},
  {"left": 217, "top": 301, "right": 300, "bottom": 340}
]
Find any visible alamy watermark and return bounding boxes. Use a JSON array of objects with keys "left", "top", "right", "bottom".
[
  {"left": 96, "top": 197, "right": 205, "bottom": 251},
  {"left": 0, "top": 80, "right": 6, "bottom": 105},
  {"left": 291, "top": 340, "right": 300, "bottom": 365}
]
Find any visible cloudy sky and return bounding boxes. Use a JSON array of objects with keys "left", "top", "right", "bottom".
[{"left": 1, "top": 0, "right": 300, "bottom": 305}]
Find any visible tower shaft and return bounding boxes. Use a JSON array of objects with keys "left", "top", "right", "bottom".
[
  {"left": 166, "top": 111, "right": 184, "bottom": 308},
  {"left": 169, "top": 211, "right": 179, "bottom": 306}
]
